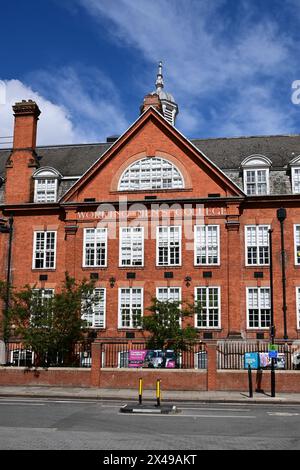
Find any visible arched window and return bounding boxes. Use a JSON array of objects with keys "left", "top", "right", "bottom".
[
  {"left": 33, "top": 167, "right": 61, "bottom": 203},
  {"left": 118, "top": 157, "right": 184, "bottom": 191},
  {"left": 241, "top": 155, "right": 271, "bottom": 196}
]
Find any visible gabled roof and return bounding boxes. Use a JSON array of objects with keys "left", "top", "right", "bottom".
[{"left": 60, "top": 106, "right": 245, "bottom": 202}]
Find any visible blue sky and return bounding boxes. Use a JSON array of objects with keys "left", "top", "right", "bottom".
[{"left": 1, "top": 0, "right": 300, "bottom": 146}]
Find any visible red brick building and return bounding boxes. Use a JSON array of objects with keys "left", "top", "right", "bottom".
[{"left": 1, "top": 65, "right": 300, "bottom": 344}]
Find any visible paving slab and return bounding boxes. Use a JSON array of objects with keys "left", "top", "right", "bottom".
[{"left": 0, "top": 385, "right": 300, "bottom": 404}]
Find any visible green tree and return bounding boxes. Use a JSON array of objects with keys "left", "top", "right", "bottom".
[
  {"left": 141, "top": 297, "right": 199, "bottom": 353},
  {"left": 7, "top": 273, "right": 96, "bottom": 367}
]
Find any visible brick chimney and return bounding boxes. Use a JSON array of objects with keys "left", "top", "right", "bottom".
[
  {"left": 5, "top": 100, "right": 41, "bottom": 204},
  {"left": 140, "top": 93, "right": 162, "bottom": 114}
]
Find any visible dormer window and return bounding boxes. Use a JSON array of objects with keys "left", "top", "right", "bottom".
[
  {"left": 290, "top": 155, "right": 300, "bottom": 194},
  {"left": 118, "top": 157, "right": 184, "bottom": 191},
  {"left": 241, "top": 155, "right": 271, "bottom": 196},
  {"left": 33, "top": 168, "right": 61, "bottom": 203}
]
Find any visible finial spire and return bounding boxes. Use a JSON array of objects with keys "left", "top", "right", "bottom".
[{"left": 155, "top": 61, "right": 164, "bottom": 91}]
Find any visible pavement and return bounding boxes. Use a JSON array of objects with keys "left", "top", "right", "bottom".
[{"left": 1, "top": 385, "right": 300, "bottom": 404}]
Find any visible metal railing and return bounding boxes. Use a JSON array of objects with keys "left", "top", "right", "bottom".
[
  {"left": 217, "top": 341, "right": 300, "bottom": 370},
  {"left": 4, "top": 341, "right": 93, "bottom": 368},
  {"left": 100, "top": 342, "right": 207, "bottom": 369}
]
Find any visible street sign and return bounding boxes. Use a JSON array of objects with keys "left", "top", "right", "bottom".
[
  {"left": 268, "top": 350, "right": 278, "bottom": 359},
  {"left": 268, "top": 344, "right": 279, "bottom": 351}
]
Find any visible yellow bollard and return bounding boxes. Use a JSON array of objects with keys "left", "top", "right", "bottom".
[
  {"left": 139, "top": 377, "right": 143, "bottom": 405},
  {"left": 156, "top": 379, "right": 161, "bottom": 407}
]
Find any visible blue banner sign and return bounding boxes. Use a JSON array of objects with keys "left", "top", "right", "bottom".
[{"left": 244, "top": 352, "right": 259, "bottom": 369}]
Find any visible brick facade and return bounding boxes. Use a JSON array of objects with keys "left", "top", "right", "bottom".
[{"left": 0, "top": 100, "right": 300, "bottom": 344}]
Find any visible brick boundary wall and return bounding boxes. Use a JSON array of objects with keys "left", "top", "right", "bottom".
[
  {"left": 0, "top": 367, "right": 91, "bottom": 387},
  {"left": 0, "top": 341, "right": 299, "bottom": 392}
]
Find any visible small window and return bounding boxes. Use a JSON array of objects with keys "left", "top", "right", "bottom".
[
  {"left": 241, "top": 155, "right": 271, "bottom": 196},
  {"left": 292, "top": 167, "right": 300, "bottom": 194},
  {"left": 33, "top": 168, "right": 61, "bottom": 203}
]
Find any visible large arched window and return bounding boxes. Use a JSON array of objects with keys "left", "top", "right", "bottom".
[{"left": 118, "top": 157, "right": 184, "bottom": 191}]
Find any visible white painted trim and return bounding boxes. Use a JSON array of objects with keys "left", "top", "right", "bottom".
[
  {"left": 194, "top": 225, "right": 220, "bottom": 266},
  {"left": 194, "top": 286, "right": 221, "bottom": 329},
  {"left": 32, "top": 167, "right": 62, "bottom": 179},
  {"left": 241, "top": 154, "right": 272, "bottom": 168}
]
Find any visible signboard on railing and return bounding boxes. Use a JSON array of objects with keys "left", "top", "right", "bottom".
[
  {"left": 128, "top": 349, "right": 178, "bottom": 368},
  {"left": 128, "top": 350, "right": 148, "bottom": 368},
  {"left": 244, "top": 352, "right": 259, "bottom": 369}
]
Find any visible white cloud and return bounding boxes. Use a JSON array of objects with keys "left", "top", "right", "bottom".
[
  {"left": 0, "top": 79, "right": 76, "bottom": 148},
  {"left": 0, "top": 68, "right": 129, "bottom": 148},
  {"left": 77, "top": 0, "right": 295, "bottom": 137}
]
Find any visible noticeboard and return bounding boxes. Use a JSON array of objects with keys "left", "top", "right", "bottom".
[{"left": 244, "top": 352, "right": 259, "bottom": 369}]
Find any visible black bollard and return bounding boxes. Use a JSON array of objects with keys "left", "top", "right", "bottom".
[{"left": 248, "top": 364, "right": 253, "bottom": 398}]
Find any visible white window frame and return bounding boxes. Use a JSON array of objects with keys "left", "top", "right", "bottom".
[
  {"left": 118, "top": 157, "right": 184, "bottom": 191},
  {"left": 82, "top": 287, "right": 106, "bottom": 329},
  {"left": 32, "top": 231, "right": 57, "bottom": 270},
  {"left": 83, "top": 228, "right": 108, "bottom": 268},
  {"left": 245, "top": 225, "right": 270, "bottom": 266},
  {"left": 119, "top": 226, "right": 144, "bottom": 267},
  {"left": 246, "top": 287, "right": 271, "bottom": 329},
  {"left": 156, "top": 225, "right": 182, "bottom": 267},
  {"left": 118, "top": 287, "right": 143, "bottom": 329},
  {"left": 194, "top": 225, "right": 220, "bottom": 266},
  {"left": 32, "top": 288, "right": 55, "bottom": 301},
  {"left": 243, "top": 168, "right": 270, "bottom": 196},
  {"left": 194, "top": 286, "right": 221, "bottom": 329},
  {"left": 156, "top": 287, "right": 182, "bottom": 326},
  {"left": 292, "top": 167, "right": 300, "bottom": 194},
  {"left": 294, "top": 224, "right": 300, "bottom": 265},
  {"left": 34, "top": 178, "right": 58, "bottom": 203},
  {"left": 296, "top": 287, "right": 300, "bottom": 330},
  {"left": 156, "top": 287, "right": 182, "bottom": 303}
]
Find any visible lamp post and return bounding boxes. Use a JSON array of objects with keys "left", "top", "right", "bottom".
[
  {"left": 0, "top": 216, "right": 14, "bottom": 344},
  {"left": 268, "top": 228, "right": 276, "bottom": 398},
  {"left": 277, "top": 208, "right": 288, "bottom": 340}
]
